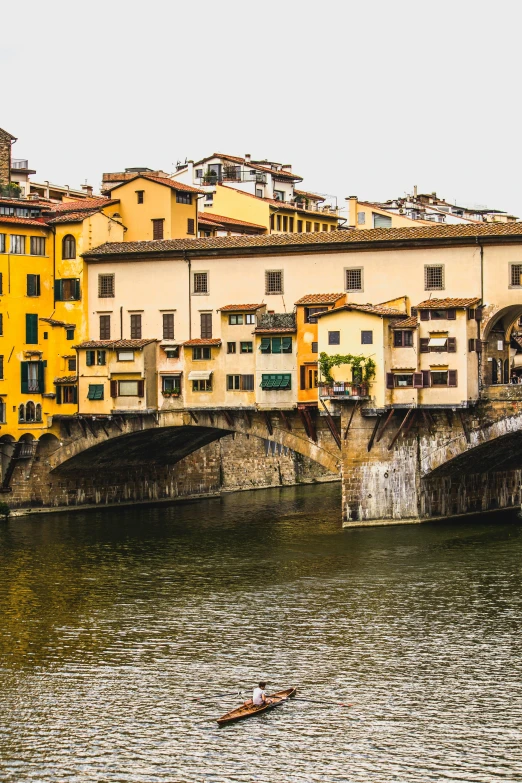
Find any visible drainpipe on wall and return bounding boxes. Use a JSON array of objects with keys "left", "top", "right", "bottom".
[
  {"left": 184, "top": 250, "right": 192, "bottom": 339},
  {"left": 477, "top": 238, "right": 484, "bottom": 390},
  {"left": 120, "top": 306, "right": 123, "bottom": 340}
]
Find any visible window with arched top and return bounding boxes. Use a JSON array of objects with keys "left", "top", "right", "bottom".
[
  {"left": 26, "top": 401, "right": 36, "bottom": 422},
  {"left": 62, "top": 234, "right": 76, "bottom": 260},
  {"left": 35, "top": 403, "right": 42, "bottom": 422},
  {"left": 18, "top": 404, "right": 25, "bottom": 422}
]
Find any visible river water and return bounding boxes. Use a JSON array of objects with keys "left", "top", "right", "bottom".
[{"left": 0, "top": 484, "right": 521, "bottom": 783}]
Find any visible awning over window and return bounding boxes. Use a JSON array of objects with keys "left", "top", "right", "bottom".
[
  {"left": 428, "top": 337, "right": 447, "bottom": 347},
  {"left": 188, "top": 370, "right": 212, "bottom": 381},
  {"left": 160, "top": 371, "right": 182, "bottom": 376}
]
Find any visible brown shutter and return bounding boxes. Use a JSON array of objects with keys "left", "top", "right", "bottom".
[
  {"left": 422, "top": 370, "right": 431, "bottom": 387},
  {"left": 420, "top": 338, "right": 429, "bottom": 353},
  {"left": 152, "top": 219, "right": 164, "bottom": 240},
  {"left": 447, "top": 309, "right": 456, "bottom": 320},
  {"left": 468, "top": 308, "right": 476, "bottom": 320},
  {"left": 410, "top": 307, "right": 418, "bottom": 317},
  {"left": 187, "top": 218, "right": 195, "bottom": 235},
  {"left": 300, "top": 365, "right": 306, "bottom": 390},
  {"left": 420, "top": 310, "right": 429, "bottom": 321},
  {"left": 448, "top": 370, "right": 458, "bottom": 387},
  {"left": 468, "top": 338, "right": 475, "bottom": 353},
  {"left": 413, "top": 372, "right": 423, "bottom": 388},
  {"left": 200, "top": 313, "right": 212, "bottom": 338},
  {"left": 386, "top": 373, "right": 394, "bottom": 389},
  {"left": 447, "top": 337, "right": 457, "bottom": 352},
  {"left": 137, "top": 380, "right": 145, "bottom": 397},
  {"left": 475, "top": 339, "right": 482, "bottom": 354},
  {"left": 475, "top": 307, "right": 483, "bottom": 321},
  {"left": 110, "top": 380, "right": 118, "bottom": 397}
]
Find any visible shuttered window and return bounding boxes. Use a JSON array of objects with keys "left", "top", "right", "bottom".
[
  {"left": 118, "top": 380, "right": 144, "bottom": 397},
  {"left": 163, "top": 313, "right": 174, "bottom": 339},
  {"left": 0, "top": 272, "right": 2, "bottom": 294},
  {"left": 21, "top": 361, "right": 44, "bottom": 393},
  {"left": 0, "top": 314, "right": 3, "bottom": 336},
  {"left": 260, "top": 374, "right": 291, "bottom": 390},
  {"left": 372, "top": 213, "right": 392, "bottom": 228},
  {"left": 62, "top": 235, "right": 76, "bottom": 259},
  {"left": 200, "top": 312, "right": 212, "bottom": 338},
  {"left": 99, "top": 315, "right": 111, "bottom": 340},
  {"left": 27, "top": 274, "right": 41, "bottom": 297},
  {"left": 187, "top": 218, "right": 195, "bottom": 235},
  {"left": 25, "top": 314, "right": 38, "bottom": 344},
  {"left": 87, "top": 384, "right": 104, "bottom": 400},
  {"left": 55, "top": 278, "right": 80, "bottom": 301},
  {"left": 56, "top": 385, "right": 78, "bottom": 404},
  {"left": 0, "top": 354, "right": 3, "bottom": 380},
  {"left": 311, "top": 341, "right": 318, "bottom": 353},
  {"left": 152, "top": 219, "right": 164, "bottom": 240},
  {"left": 130, "top": 314, "right": 142, "bottom": 339}
]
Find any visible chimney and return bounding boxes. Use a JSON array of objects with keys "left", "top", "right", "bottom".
[
  {"left": 346, "top": 196, "right": 358, "bottom": 227},
  {"left": 81, "top": 183, "right": 93, "bottom": 196},
  {"left": 187, "top": 160, "right": 194, "bottom": 181},
  {"left": 413, "top": 185, "right": 418, "bottom": 198},
  {"left": 245, "top": 153, "right": 251, "bottom": 164}
]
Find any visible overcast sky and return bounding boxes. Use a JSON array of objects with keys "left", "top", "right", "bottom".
[{"left": 2, "top": 1, "right": 520, "bottom": 218}]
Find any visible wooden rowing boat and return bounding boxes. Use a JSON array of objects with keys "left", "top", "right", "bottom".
[{"left": 216, "top": 687, "right": 296, "bottom": 726}]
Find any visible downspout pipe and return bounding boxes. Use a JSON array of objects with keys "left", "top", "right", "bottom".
[{"left": 477, "top": 237, "right": 484, "bottom": 389}]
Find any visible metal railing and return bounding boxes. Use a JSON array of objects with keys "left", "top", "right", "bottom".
[
  {"left": 195, "top": 171, "right": 267, "bottom": 185},
  {"left": 319, "top": 382, "right": 369, "bottom": 398},
  {"left": 12, "top": 159, "right": 29, "bottom": 169}
]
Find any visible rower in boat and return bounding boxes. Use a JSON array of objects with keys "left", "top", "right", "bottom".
[{"left": 242, "top": 681, "right": 272, "bottom": 708}]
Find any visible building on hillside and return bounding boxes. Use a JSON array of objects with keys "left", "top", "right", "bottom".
[
  {"left": 347, "top": 188, "right": 518, "bottom": 229},
  {"left": 172, "top": 153, "right": 340, "bottom": 234}
]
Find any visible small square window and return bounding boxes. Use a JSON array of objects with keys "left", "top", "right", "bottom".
[
  {"left": 165, "top": 348, "right": 179, "bottom": 359},
  {"left": 193, "top": 272, "right": 208, "bottom": 294},
  {"left": 66, "top": 328, "right": 75, "bottom": 341},
  {"left": 98, "top": 274, "right": 115, "bottom": 298},
  {"left": 87, "top": 384, "right": 104, "bottom": 400},
  {"left": 240, "top": 341, "right": 253, "bottom": 353},
  {"left": 425, "top": 265, "right": 444, "bottom": 290},
  {"left": 361, "top": 330, "right": 373, "bottom": 344},
  {"left": 265, "top": 270, "right": 283, "bottom": 295},
  {"left": 510, "top": 264, "right": 522, "bottom": 287},
  {"left": 67, "top": 358, "right": 77, "bottom": 372},
  {"left": 345, "top": 268, "right": 362, "bottom": 291},
  {"left": 227, "top": 342, "right": 236, "bottom": 354},
  {"left": 328, "top": 331, "right": 340, "bottom": 345},
  {"left": 229, "top": 314, "right": 243, "bottom": 325},
  {"left": 245, "top": 313, "right": 256, "bottom": 324}
]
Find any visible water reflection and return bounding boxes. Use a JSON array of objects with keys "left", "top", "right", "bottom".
[{"left": 0, "top": 485, "right": 521, "bottom": 782}]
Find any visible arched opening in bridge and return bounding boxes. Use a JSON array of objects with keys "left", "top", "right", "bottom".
[{"left": 482, "top": 304, "right": 522, "bottom": 386}]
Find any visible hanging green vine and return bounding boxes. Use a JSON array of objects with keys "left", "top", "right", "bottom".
[{"left": 318, "top": 352, "right": 376, "bottom": 385}]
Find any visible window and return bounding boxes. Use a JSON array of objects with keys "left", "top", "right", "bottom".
[
  {"left": 305, "top": 307, "right": 327, "bottom": 324},
  {"left": 394, "top": 330, "right": 414, "bottom": 347},
  {"left": 193, "top": 346, "right": 211, "bottom": 360},
  {"left": 0, "top": 234, "right": 5, "bottom": 253},
  {"left": 136, "top": 190, "right": 144, "bottom": 203},
  {"left": 361, "top": 330, "right": 373, "bottom": 344},
  {"left": 21, "top": 361, "right": 44, "bottom": 393},
  {"left": 274, "top": 190, "right": 285, "bottom": 201},
  {"left": 357, "top": 212, "right": 366, "bottom": 225},
  {"left": 152, "top": 219, "right": 164, "bottom": 239},
  {"left": 162, "top": 376, "right": 181, "bottom": 393},
  {"left": 314, "top": 222, "right": 320, "bottom": 232},
  {"left": 229, "top": 314, "right": 243, "bottom": 325},
  {"left": 56, "top": 385, "right": 77, "bottom": 404},
  {"left": 256, "top": 188, "right": 263, "bottom": 198},
  {"left": 265, "top": 269, "right": 283, "bottom": 294},
  {"left": 27, "top": 274, "right": 40, "bottom": 297},
  {"left": 0, "top": 272, "right": 2, "bottom": 294},
  {"left": 0, "top": 354, "right": 3, "bottom": 379},
  {"left": 394, "top": 373, "right": 414, "bottom": 387},
  {"left": 425, "top": 265, "right": 444, "bottom": 290},
  {"left": 373, "top": 213, "right": 392, "bottom": 228},
  {"left": 66, "top": 328, "right": 75, "bottom": 341},
  {"left": 0, "top": 314, "right": 3, "bottom": 336},
  {"left": 242, "top": 375, "right": 254, "bottom": 391},
  {"left": 98, "top": 351, "right": 106, "bottom": 366},
  {"left": 330, "top": 225, "right": 336, "bottom": 231},
  {"left": 259, "top": 336, "right": 292, "bottom": 353},
  {"left": 117, "top": 350, "right": 134, "bottom": 361},
  {"left": 260, "top": 373, "right": 292, "bottom": 390},
  {"left": 510, "top": 264, "right": 522, "bottom": 287},
  {"left": 99, "top": 315, "right": 111, "bottom": 340},
  {"left": 0, "top": 400, "right": 5, "bottom": 424},
  {"left": 98, "top": 274, "right": 115, "bottom": 298},
  {"left": 163, "top": 313, "right": 174, "bottom": 339},
  {"left": 165, "top": 347, "right": 179, "bottom": 359},
  {"left": 62, "top": 235, "right": 76, "bottom": 259},
  {"left": 195, "top": 169, "right": 203, "bottom": 179},
  {"left": 227, "top": 374, "right": 255, "bottom": 391},
  {"left": 30, "top": 236, "right": 45, "bottom": 255},
  {"left": 276, "top": 215, "right": 282, "bottom": 231},
  {"left": 240, "top": 341, "right": 253, "bottom": 353},
  {"left": 55, "top": 278, "right": 81, "bottom": 301},
  {"left": 345, "top": 267, "right": 363, "bottom": 291},
  {"left": 311, "top": 341, "right": 318, "bottom": 353},
  {"left": 25, "top": 313, "right": 38, "bottom": 344},
  {"left": 227, "top": 342, "right": 236, "bottom": 354},
  {"left": 245, "top": 313, "right": 256, "bottom": 324},
  {"left": 85, "top": 350, "right": 95, "bottom": 366},
  {"left": 328, "top": 331, "right": 340, "bottom": 345},
  {"left": 282, "top": 216, "right": 288, "bottom": 231},
  {"left": 187, "top": 218, "right": 195, "bottom": 235},
  {"left": 87, "top": 384, "right": 104, "bottom": 400},
  {"left": 306, "top": 221, "right": 312, "bottom": 232},
  {"left": 176, "top": 192, "right": 192, "bottom": 204},
  {"left": 193, "top": 379, "right": 212, "bottom": 392},
  {"left": 118, "top": 380, "right": 143, "bottom": 396},
  {"left": 198, "top": 312, "right": 212, "bottom": 339},
  {"left": 322, "top": 223, "right": 328, "bottom": 232},
  {"left": 297, "top": 220, "right": 303, "bottom": 233},
  {"left": 68, "top": 358, "right": 77, "bottom": 371},
  {"left": 431, "top": 371, "right": 449, "bottom": 386},
  {"left": 130, "top": 314, "right": 142, "bottom": 339},
  {"left": 85, "top": 350, "right": 106, "bottom": 366},
  {"left": 193, "top": 271, "right": 208, "bottom": 294},
  {"left": 10, "top": 235, "right": 25, "bottom": 254}
]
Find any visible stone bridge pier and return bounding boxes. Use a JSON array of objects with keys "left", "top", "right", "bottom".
[{"left": 339, "top": 389, "right": 522, "bottom": 526}]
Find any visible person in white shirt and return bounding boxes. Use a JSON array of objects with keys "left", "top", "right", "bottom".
[{"left": 252, "top": 681, "right": 271, "bottom": 706}]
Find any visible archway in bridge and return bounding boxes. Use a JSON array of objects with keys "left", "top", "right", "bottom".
[{"left": 482, "top": 304, "right": 522, "bottom": 385}]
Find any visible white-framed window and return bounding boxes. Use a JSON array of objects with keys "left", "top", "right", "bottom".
[{"left": 345, "top": 267, "right": 363, "bottom": 291}]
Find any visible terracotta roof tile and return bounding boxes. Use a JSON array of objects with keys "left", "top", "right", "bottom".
[
  {"left": 110, "top": 174, "right": 204, "bottom": 195},
  {"left": 54, "top": 376, "right": 78, "bottom": 384},
  {"left": 253, "top": 327, "right": 296, "bottom": 334},
  {"left": 294, "top": 189, "right": 325, "bottom": 202},
  {"left": 0, "top": 215, "right": 48, "bottom": 227},
  {"left": 197, "top": 211, "right": 266, "bottom": 231},
  {"left": 193, "top": 153, "right": 303, "bottom": 181},
  {"left": 415, "top": 297, "right": 481, "bottom": 309},
  {"left": 46, "top": 209, "right": 101, "bottom": 224},
  {"left": 295, "top": 293, "right": 345, "bottom": 305},
  {"left": 84, "top": 221, "right": 522, "bottom": 258},
  {"left": 219, "top": 304, "right": 265, "bottom": 312},
  {"left": 390, "top": 315, "right": 419, "bottom": 328},
  {"left": 183, "top": 338, "right": 222, "bottom": 346},
  {"left": 40, "top": 317, "right": 76, "bottom": 328},
  {"left": 48, "top": 198, "right": 118, "bottom": 213},
  {"left": 316, "top": 303, "right": 407, "bottom": 319},
  {"left": 75, "top": 339, "right": 157, "bottom": 349}
]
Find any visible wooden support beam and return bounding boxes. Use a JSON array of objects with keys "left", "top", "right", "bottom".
[
  {"left": 100, "top": 421, "right": 110, "bottom": 438},
  {"left": 320, "top": 399, "right": 341, "bottom": 450},
  {"left": 445, "top": 409, "right": 453, "bottom": 428},
  {"left": 388, "top": 408, "right": 413, "bottom": 450},
  {"left": 279, "top": 410, "right": 292, "bottom": 431},
  {"left": 62, "top": 420, "right": 71, "bottom": 438},
  {"left": 367, "top": 415, "right": 382, "bottom": 452},
  {"left": 207, "top": 410, "right": 215, "bottom": 425},
  {"left": 421, "top": 409, "right": 434, "bottom": 434},
  {"left": 243, "top": 411, "right": 252, "bottom": 428},
  {"left": 189, "top": 410, "right": 199, "bottom": 424},
  {"left": 77, "top": 418, "right": 87, "bottom": 438},
  {"left": 376, "top": 408, "right": 395, "bottom": 443},
  {"left": 402, "top": 408, "right": 417, "bottom": 437},
  {"left": 458, "top": 409, "right": 471, "bottom": 443},
  {"left": 223, "top": 410, "right": 234, "bottom": 428},
  {"left": 85, "top": 418, "right": 98, "bottom": 438},
  {"left": 263, "top": 411, "right": 273, "bottom": 436},
  {"left": 343, "top": 401, "right": 359, "bottom": 440},
  {"left": 111, "top": 417, "right": 123, "bottom": 432}
]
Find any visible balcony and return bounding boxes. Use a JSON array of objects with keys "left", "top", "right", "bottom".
[
  {"left": 12, "top": 159, "right": 30, "bottom": 169},
  {"left": 293, "top": 200, "right": 339, "bottom": 215},
  {"left": 195, "top": 170, "right": 267, "bottom": 186},
  {"left": 319, "top": 381, "right": 370, "bottom": 399}
]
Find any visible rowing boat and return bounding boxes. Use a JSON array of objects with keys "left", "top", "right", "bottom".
[{"left": 216, "top": 687, "right": 296, "bottom": 726}]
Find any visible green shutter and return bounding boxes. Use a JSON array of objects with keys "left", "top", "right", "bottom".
[
  {"left": 282, "top": 337, "right": 292, "bottom": 353},
  {"left": 37, "top": 361, "right": 44, "bottom": 393},
  {"left": 88, "top": 384, "right": 104, "bottom": 400},
  {"left": 271, "top": 337, "right": 282, "bottom": 354},
  {"left": 56, "top": 385, "right": 62, "bottom": 404},
  {"left": 54, "top": 279, "right": 63, "bottom": 301},
  {"left": 97, "top": 350, "right": 106, "bottom": 365},
  {"left": 280, "top": 374, "right": 291, "bottom": 389},
  {"left": 73, "top": 385, "right": 78, "bottom": 404},
  {"left": 260, "top": 338, "right": 271, "bottom": 353},
  {"left": 86, "top": 350, "right": 95, "bottom": 366},
  {"left": 74, "top": 279, "right": 81, "bottom": 300},
  {"left": 26, "top": 314, "right": 38, "bottom": 344},
  {"left": 21, "top": 361, "right": 29, "bottom": 393}
]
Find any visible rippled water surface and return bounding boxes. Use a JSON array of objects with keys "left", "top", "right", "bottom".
[{"left": 1, "top": 484, "right": 521, "bottom": 782}]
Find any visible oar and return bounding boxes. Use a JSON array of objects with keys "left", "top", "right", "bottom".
[
  {"left": 192, "top": 690, "right": 244, "bottom": 701},
  {"left": 294, "top": 697, "right": 353, "bottom": 707}
]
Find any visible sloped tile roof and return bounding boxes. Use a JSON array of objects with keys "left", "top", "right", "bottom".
[
  {"left": 253, "top": 327, "right": 296, "bottom": 334},
  {"left": 0, "top": 215, "right": 48, "bottom": 227},
  {"left": 75, "top": 339, "right": 157, "bottom": 349},
  {"left": 54, "top": 376, "right": 78, "bottom": 384},
  {"left": 183, "top": 338, "right": 222, "bottom": 346},
  {"left": 197, "top": 211, "right": 266, "bottom": 231},
  {"left": 46, "top": 209, "right": 101, "bottom": 224},
  {"left": 110, "top": 173, "right": 204, "bottom": 194},
  {"left": 40, "top": 317, "right": 76, "bottom": 328},
  {"left": 295, "top": 293, "right": 345, "bottom": 305},
  {"left": 316, "top": 303, "right": 407, "bottom": 319},
  {"left": 193, "top": 152, "right": 303, "bottom": 181},
  {"left": 389, "top": 315, "right": 419, "bottom": 328},
  {"left": 415, "top": 297, "right": 481, "bottom": 309},
  {"left": 48, "top": 198, "right": 118, "bottom": 212},
  {"left": 294, "top": 189, "right": 325, "bottom": 202},
  {"left": 219, "top": 303, "right": 265, "bottom": 311}
]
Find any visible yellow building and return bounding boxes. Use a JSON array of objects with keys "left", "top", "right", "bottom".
[{"left": 346, "top": 196, "right": 435, "bottom": 230}]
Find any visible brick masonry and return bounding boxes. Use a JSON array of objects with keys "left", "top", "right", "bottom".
[{"left": 0, "top": 128, "right": 13, "bottom": 187}]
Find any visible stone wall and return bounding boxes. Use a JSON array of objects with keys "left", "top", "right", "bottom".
[
  {"left": 6, "top": 432, "right": 337, "bottom": 513},
  {"left": 0, "top": 128, "right": 13, "bottom": 187}
]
